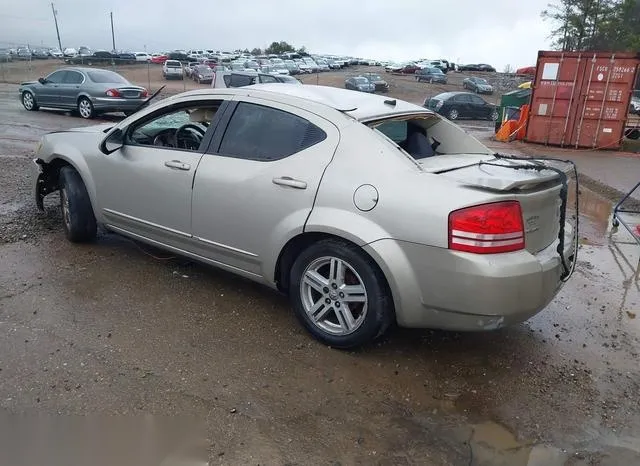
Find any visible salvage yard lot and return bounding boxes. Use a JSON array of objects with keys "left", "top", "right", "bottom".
[
  {"left": 1, "top": 69, "right": 639, "bottom": 464},
  {"left": 0, "top": 60, "right": 508, "bottom": 123}
]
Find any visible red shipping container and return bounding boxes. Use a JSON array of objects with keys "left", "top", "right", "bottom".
[{"left": 525, "top": 51, "right": 640, "bottom": 150}]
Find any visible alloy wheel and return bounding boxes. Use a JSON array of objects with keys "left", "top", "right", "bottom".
[
  {"left": 23, "top": 92, "right": 34, "bottom": 110},
  {"left": 78, "top": 99, "right": 92, "bottom": 118},
  {"left": 448, "top": 108, "right": 459, "bottom": 120},
  {"left": 300, "top": 256, "right": 368, "bottom": 336}
]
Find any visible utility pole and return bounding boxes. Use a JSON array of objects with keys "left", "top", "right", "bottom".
[
  {"left": 51, "top": 3, "right": 62, "bottom": 52},
  {"left": 110, "top": 12, "right": 116, "bottom": 52}
]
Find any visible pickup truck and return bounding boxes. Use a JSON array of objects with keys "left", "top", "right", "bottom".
[{"left": 65, "top": 51, "right": 116, "bottom": 65}]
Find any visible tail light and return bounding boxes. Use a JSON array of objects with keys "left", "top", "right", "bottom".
[
  {"left": 435, "top": 100, "right": 443, "bottom": 110},
  {"left": 140, "top": 89, "right": 148, "bottom": 98},
  {"left": 105, "top": 89, "right": 121, "bottom": 97},
  {"left": 448, "top": 201, "right": 525, "bottom": 254}
]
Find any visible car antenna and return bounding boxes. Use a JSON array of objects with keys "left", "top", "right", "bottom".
[
  {"left": 384, "top": 99, "right": 396, "bottom": 106},
  {"left": 130, "top": 85, "right": 166, "bottom": 115}
]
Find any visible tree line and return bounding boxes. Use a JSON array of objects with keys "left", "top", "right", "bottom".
[
  {"left": 542, "top": 0, "right": 640, "bottom": 52},
  {"left": 241, "top": 41, "right": 307, "bottom": 56}
]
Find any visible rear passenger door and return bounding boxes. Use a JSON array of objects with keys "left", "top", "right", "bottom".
[
  {"left": 191, "top": 98, "right": 340, "bottom": 276},
  {"left": 58, "top": 70, "right": 85, "bottom": 108},
  {"left": 469, "top": 95, "right": 490, "bottom": 118},
  {"left": 454, "top": 94, "right": 473, "bottom": 118}
]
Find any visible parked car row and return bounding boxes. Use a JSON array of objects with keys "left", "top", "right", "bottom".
[{"left": 0, "top": 46, "right": 65, "bottom": 60}]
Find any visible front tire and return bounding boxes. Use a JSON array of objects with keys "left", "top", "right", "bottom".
[
  {"left": 290, "top": 239, "right": 393, "bottom": 349},
  {"left": 77, "top": 97, "right": 94, "bottom": 119},
  {"left": 58, "top": 166, "right": 97, "bottom": 243},
  {"left": 22, "top": 91, "right": 39, "bottom": 111}
]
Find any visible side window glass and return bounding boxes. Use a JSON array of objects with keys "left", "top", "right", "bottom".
[
  {"left": 64, "top": 71, "right": 84, "bottom": 84},
  {"left": 260, "top": 75, "right": 277, "bottom": 84},
  {"left": 46, "top": 71, "right": 67, "bottom": 84},
  {"left": 375, "top": 120, "right": 407, "bottom": 144},
  {"left": 217, "top": 102, "right": 326, "bottom": 161},
  {"left": 128, "top": 104, "right": 220, "bottom": 151},
  {"left": 471, "top": 96, "right": 485, "bottom": 105}
]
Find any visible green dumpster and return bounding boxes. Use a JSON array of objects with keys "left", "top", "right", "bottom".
[{"left": 495, "top": 88, "right": 532, "bottom": 133}]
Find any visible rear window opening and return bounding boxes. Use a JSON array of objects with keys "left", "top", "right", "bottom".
[{"left": 367, "top": 114, "right": 492, "bottom": 161}]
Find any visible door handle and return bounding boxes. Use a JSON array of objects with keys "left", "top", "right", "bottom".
[
  {"left": 164, "top": 160, "right": 191, "bottom": 171},
  {"left": 272, "top": 176, "right": 307, "bottom": 189}
]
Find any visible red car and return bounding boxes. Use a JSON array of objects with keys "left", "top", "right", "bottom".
[
  {"left": 516, "top": 66, "right": 535, "bottom": 76},
  {"left": 151, "top": 54, "right": 168, "bottom": 64},
  {"left": 401, "top": 63, "right": 420, "bottom": 74}
]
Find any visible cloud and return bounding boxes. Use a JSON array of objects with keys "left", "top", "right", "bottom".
[{"left": 0, "top": 0, "right": 552, "bottom": 68}]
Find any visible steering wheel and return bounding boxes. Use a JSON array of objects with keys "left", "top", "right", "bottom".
[{"left": 175, "top": 123, "right": 206, "bottom": 150}]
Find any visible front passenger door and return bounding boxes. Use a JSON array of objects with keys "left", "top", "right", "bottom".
[{"left": 38, "top": 70, "right": 67, "bottom": 106}]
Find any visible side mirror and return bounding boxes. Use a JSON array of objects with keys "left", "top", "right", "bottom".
[
  {"left": 99, "top": 128, "right": 124, "bottom": 155},
  {"left": 38, "top": 77, "right": 47, "bottom": 85}
]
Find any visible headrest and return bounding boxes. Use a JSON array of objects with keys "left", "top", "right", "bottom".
[{"left": 189, "top": 108, "right": 215, "bottom": 123}]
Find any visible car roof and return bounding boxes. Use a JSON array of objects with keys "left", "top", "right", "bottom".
[
  {"left": 178, "top": 84, "right": 431, "bottom": 120},
  {"left": 431, "top": 91, "right": 468, "bottom": 99}
]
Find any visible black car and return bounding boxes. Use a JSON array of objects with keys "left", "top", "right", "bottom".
[
  {"left": 116, "top": 52, "right": 136, "bottom": 64},
  {"left": 67, "top": 51, "right": 116, "bottom": 65},
  {"left": 32, "top": 48, "right": 50, "bottom": 59},
  {"left": 192, "top": 65, "right": 213, "bottom": 84},
  {"left": 415, "top": 67, "right": 447, "bottom": 84},
  {"left": 424, "top": 92, "right": 498, "bottom": 121},
  {"left": 459, "top": 63, "right": 496, "bottom": 72},
  {"left": 168, "top": 51, "right": 189, "bottom": 62}
]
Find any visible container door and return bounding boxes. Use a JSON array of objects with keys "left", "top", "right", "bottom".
[
  {"left": 525, "top": 54, "right": 587, "bottom": 146},
  {"left": 570, "top": 56, "right": 639, "bottom": 149}
]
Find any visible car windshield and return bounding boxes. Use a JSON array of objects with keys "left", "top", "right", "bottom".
[
  {"left": 354, "top": 77, "right": 368, "bottom": 84},
  {"left": 429, "top": 68, "right": 443, "bottom": 74},
  {"left": 87, "top": 70, "right": 128, "bottom": 84},
  {"left": 476, "top": 78, "right": 488, "bottom": 84},
  {"left": 367, "top": 74, "right": 382, "bottom": 80}
]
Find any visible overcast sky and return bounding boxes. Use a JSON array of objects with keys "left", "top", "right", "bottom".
[{"left": 0, "top": 0, "right": 553, "bottom": 69}]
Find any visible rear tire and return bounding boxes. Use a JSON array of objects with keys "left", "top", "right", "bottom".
[
  {"left": 448, "top": 108, "right": 459, "bottom": 120},
  {"left": 58, "top": 166, "right": 97, "bottom": 243},
  {"left": 22, "top": 91, "right": 39, "bottom": 111},
  {"left": 77, "top": 97, "right": 94, "bottom": 119},
  {"left": 289, "top": 239, "right": 394, "bottom": 349}
]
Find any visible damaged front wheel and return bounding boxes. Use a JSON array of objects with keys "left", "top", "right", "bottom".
[{"left": 59, "top": 166, "right": 97, "bottom": 242}]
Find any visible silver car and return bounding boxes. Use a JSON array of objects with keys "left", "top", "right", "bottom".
[
  {"left": 32, "top": 85, "right": 576, "bottom": 348},
  {"left": 19, "top": 67, "right": 148, "bottom": 119}
]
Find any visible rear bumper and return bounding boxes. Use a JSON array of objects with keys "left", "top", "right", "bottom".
[
  {"left": 91, "top": 97, "right": 146, "bottom": 111},
  {"left": 364, "top": 226, "right": 575, "bottom": 331}
]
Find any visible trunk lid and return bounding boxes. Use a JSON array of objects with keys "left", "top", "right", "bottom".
[
  {"left": 116, "top": 87, "right": 145, "bottom": 99},
  {"left": 421, "top": 156, "right": 567, "bottom": 254}
]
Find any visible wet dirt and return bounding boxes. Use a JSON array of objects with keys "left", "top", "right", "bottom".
[{"left": 1, "top": 83, "right": 639, "bottom": 465}]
